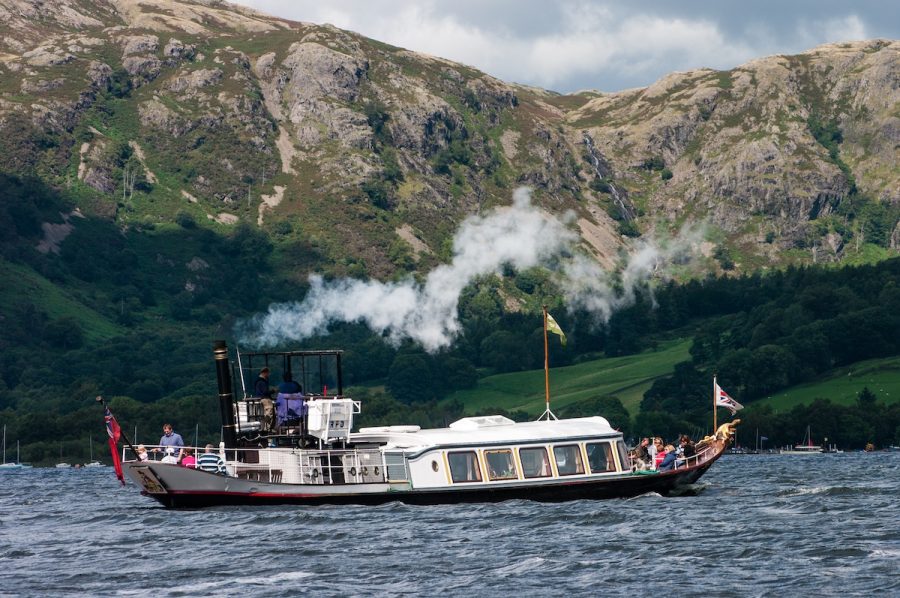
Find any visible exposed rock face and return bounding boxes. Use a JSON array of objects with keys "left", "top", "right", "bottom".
[
  {"left": 0, "top": 0, "right": 896, "bottom": 276},
  {"left": 166, "top": 67, "right": 223, "bottom": 94},
  {"left": 121, "top": 34, "right": 158, "bottom": 56},
  {"left": 123, "top": 55, "right": 161, "bottom": 81},
  {"left": 568, "top": 40, "right": 899, "bottom": 253},
  {"left": 163, "top": 37, "right": 195, "bottom": 61},
  {"left": 282, "top": 42, "right": 368, "bottom": 104}
]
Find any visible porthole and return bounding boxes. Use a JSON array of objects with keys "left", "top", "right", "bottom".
[
  {"left": 362, "top": 466, "right": 369, "bottom": 476},
  {"left": 374, "top": 466, "right": 380, "bottom": 476},
  {"left": 431, "top": 460, "right": 439, "bottom": 472},
  {"left": 349, "top": 467, "right": 357, "bottom": 476}
]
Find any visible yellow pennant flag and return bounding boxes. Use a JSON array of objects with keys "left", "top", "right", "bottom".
[{"left": 546, "top": 312, "right": 567, "bottom": 346}]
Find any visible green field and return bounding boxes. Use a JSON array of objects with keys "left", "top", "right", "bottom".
[
  {"left": 445, "top": 339, "right": 692, "bottom": 416},
  {"left": 753, "top": 355, "right": 900, "bottom": 411}
]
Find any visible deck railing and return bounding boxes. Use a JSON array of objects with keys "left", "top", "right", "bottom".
[
  {"left": 627, "top": 441, "right": 717, "bottom": 473},
  {"left": 124, "top": 444, "right": 408, "bottom": 485}
]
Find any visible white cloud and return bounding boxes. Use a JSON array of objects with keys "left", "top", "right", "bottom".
[
  {"left": 796, "top": 15, "right": 868, "bottom": 47},
  {"left": 233, "top": 0, "right": 761, "bottom": 90},
  {"left": 233, "top": 1, "right": 879, "bottom": 92}
]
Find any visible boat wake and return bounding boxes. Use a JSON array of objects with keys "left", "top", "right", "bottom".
[
  {"left": 776, "top": 485, "right": 874, "bottom": 497},
  {"left": 625, "top": 491, "right": 664, "bottom": 501},
  {"left": 668, "top": 483, "right": 709, "bottom": 497}
]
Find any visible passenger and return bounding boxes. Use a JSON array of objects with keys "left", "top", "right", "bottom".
[
  {"left": 276, "top": 373, "right": 307, "bottom": 439},
  {"left": 136, "top": 445, "right": 149, "bottom": 462},
  {"left": 680, "top": 435, "right": 696, "bottom": 460},
  {"left": 180, "top": 447, "right": 196, "bottom": 468},
  {"left": 260, "top": 397, "right": 275, "bottom": 434},
  {"left": 156, "top": 423, "right": 184, "bottom": 458},
  {"left": 658, "top": 445, "right": 678, "bottom": 471},
  {"left": 161, "top": 446, "right": 179, "bottom": 464},
  {"left": 653, "top": 439, "right": 667, "bottom": 469},
  {"left": 254, "top": 367, "right": 272, "bottom": 399},
  {"left": 197, "top": 444, "right": 226, "bottom": 475},
  {"left": 278, "top": 372, "right": 302, "bottom": 394},
  {"left": 632, "top": 438, "right": 651, "bottom": 470},
  {"left": 649, "top": 437, "right": 662, "bottom": 469}
]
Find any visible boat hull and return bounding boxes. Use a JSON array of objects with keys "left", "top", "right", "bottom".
[{"left": 124, "top": 452, "right": 721, "bottom": 509}]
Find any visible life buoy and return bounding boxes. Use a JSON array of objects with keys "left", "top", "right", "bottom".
[{"left": 361, "top": 466, "right": 369, "bottom": 476}]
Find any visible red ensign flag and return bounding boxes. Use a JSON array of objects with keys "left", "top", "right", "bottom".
[{"left": 104, "top": 407, "right": 125, "bottom": 485}]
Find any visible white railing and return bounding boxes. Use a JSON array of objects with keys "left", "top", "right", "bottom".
[
  {"left": 124, "top": 444, "right": 407, "bottom": 485},
  {"left": 123, "top": 444, "right": 226, "bottom": 470}
]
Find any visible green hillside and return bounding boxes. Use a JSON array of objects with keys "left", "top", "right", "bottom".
[
  {"left": 0, "top": 258, "right": 122, "bottom": 342},
  {"left": 753, "top": 355, "right": 900, "bottom": 411},
  {"left": 446, "top": 339, "right": 692, "bottom": 416},
  {"left": 446, "top": 340, "right": 900, "bottom": 420}
]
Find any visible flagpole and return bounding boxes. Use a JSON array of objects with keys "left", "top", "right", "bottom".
[
  {"left": 543, "top": 305, "right": 551, "bottom": 419},
  {"left": 712, "top": 375, "right": 718, "bottom": 433},
  {"left": 95, "top": 396, "right": 139, "bottom": 457}
]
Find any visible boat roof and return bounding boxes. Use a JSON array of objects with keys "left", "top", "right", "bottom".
[{"left": 352, "top": 415, "right": 619, "bottom": 450}]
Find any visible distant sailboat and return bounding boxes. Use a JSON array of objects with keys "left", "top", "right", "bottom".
[
  {"left": 781, "top": 425, "right": 823, "bottom": 455},
  {"left": 84, "top": 435, "right": 103, "bottom": 467},
  {"left": 0, "top": 426, "right": 30, "bottom": 469},
  {"left": 56, "top": 444, "right": 71, "bottom": 468}
]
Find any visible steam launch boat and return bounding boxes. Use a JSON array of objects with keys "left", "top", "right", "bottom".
[{"left": 122, "top": 342, "right": 738, "bottom": 508}]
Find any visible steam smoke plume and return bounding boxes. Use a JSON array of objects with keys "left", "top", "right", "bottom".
[{"left": 238, "top": 187, "right": 702, "bottom": 351}]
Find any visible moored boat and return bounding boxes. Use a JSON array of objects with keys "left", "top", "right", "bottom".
[
  {"left": 84, "top": 435, "right": 104, "bottom": 467},
  {"left": 0, "top": 429, "right": 31, "bottom": 469},
  {"left": 780, "top": 425, "right": 823, "bottom": 455},
  {"left": 121, "top": 341, "right": 739, "bottom": 508}
]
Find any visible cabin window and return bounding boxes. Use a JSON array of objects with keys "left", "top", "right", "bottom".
[
  {"left": 447, "top": 451, "right": 482, "bottom": 483},
  {"left": 616, "top": 441, "right": 630, "bottom": 471},
  {"left": 519, "top": 447, "right": 552, "bottom": 478},
  {"left": 586, "top": 442, "right": 615, "bottom": 473},
  {"left": 484, "top": 449, "right": 517, "bottom": 480},
  {"left": 553, "top": 444, "right": 585, "bottom": 476}
]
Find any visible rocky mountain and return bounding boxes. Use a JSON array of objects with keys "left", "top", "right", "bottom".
[{"left": 1, "top": 0, "right": 898, "bottom": 280}]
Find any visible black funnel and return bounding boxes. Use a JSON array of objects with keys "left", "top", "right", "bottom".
[{"left": 214, "top": 340, "right": 237, "bottom": 448}]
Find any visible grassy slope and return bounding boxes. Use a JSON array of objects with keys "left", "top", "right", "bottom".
[
  {"left": 445, "top": 339, "right": 692, "bottom": 417},
  {"left": 0, "top": 258, "right": 121, "bottom": 342},
  {"left": 445, "top": 340, "right": 900, "bottom": 419},
  {"left": 752, "top": 355, "right": 900, "bottom": 411}
]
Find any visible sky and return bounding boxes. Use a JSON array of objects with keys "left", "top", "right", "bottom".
[{"left": 232, "top": 1, "right": 899, "bottom": 93}]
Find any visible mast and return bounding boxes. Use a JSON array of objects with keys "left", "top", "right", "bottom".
[{"left": 2, "top": 425, "right": 5, "bottom": 465}]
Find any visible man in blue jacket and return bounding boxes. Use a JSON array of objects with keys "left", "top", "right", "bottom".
[{"left": 157, "top": 423, "right": 184, "bottom": 457}]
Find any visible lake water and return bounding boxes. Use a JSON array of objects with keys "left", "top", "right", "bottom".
[{"left": 1, "top": 453, "right": 897, "bottom": 596}]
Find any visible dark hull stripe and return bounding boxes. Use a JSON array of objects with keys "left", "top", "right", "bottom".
[{"left": 146, "top": 458, "right": 718, "bottom": 508}]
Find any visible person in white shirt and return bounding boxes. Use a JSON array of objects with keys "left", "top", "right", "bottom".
[{"left": 161, "top": 446, "right": 179, "bottom": 464}]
